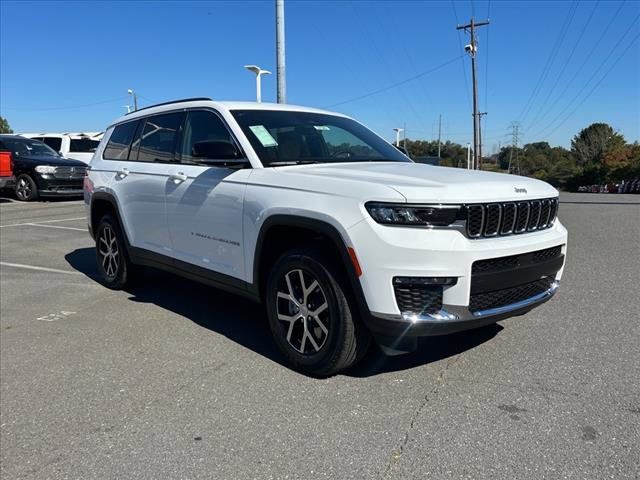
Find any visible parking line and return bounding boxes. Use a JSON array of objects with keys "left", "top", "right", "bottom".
[
  {"left": 0, "top": 217, "right": 85, "bottom": 228},
  {"left": 25, "top": 223, "right": 87, "bottom": 232},
  {"left": 0, "top": 261, "right": 83, "bottom": 275}
]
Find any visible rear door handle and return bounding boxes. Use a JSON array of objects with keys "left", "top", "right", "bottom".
[
  {"left": 117, "top": 168, "right": 129, "bottom": 179},
  {"left": 169, "top": 172, "right": 188, "bottom": 184}
]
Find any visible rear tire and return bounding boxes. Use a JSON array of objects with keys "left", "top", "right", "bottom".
[
  {"left": 265, "top": 247, "right": 370, "bottom": 377},
  {"left": 15, "top": 174, "right": 38, "bottom": 201},
  {"left": 95, "top": 214, "right": 136, "bottom": 289}
]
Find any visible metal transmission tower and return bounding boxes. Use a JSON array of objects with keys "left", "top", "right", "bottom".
[
  {"left": 508, "top": 122, "right": 521, "bottom": 175},
  {"left": 276, "top": 0, "right": 286, "bottom": 103},
  {"left": 456, "top": 18, "right": 489, "bottom": 169}
]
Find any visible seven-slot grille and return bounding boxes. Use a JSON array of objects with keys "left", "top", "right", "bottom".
[
  {"left": 466, "top": 198, "right": 558, "bottom": 238},
  {"left": 53, "top": 166, "right": 87, "bottom": 179}
]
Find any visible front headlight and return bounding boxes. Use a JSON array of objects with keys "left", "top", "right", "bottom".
[
  {"left": 365, "top": 202, "right": 462, "bottom": 227},
  {"left": 35, "top": 165, "right": 57, "bottom": 174}
]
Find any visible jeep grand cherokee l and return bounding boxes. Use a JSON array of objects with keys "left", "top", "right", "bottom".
[{"left": 85, "top": 98, "right": 568, "bottom": 376}]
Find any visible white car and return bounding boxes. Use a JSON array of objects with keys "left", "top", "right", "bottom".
[
  {"left": 22, "top": 132, "right": 102, "bottom": 164},
  {"left": 85, "top": 98, "right": 568, "bottom": 376}
]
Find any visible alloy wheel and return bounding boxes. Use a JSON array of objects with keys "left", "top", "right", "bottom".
[
  {"left": 276, "top": 269, "right": 330, "bottom": 355},
  {"left": 16, "top": 178, "right": 32, "bottom": 200},
  {"left": 98, "top": 225, "right": 119, "bottom": 279}
]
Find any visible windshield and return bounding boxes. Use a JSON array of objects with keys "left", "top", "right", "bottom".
[
  {"left": 70, "top": 137, "right": 100, "bottom": 153},
  {"left": 0, "top": 138, "right": 59, "bottom": 157},
  {"left": 231, "top": 110, "right": 410, "bottom": 166}
]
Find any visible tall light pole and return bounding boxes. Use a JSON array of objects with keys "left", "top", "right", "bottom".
[
  {"left": 244, "top": 65, "right": 272, "bottom": 102},
  {"left": 393, "top": 128, "right": 404, "bottom": 147},
  {"left": 127, "top": 89, "right": 138, "bottom": 111},
  {"left": 276, "top": 0, "right": 286, "bottom": 103}
]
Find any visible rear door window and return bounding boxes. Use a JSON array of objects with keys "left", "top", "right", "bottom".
[
  {"left": 135, "top": 113, "right": 183, "bottom": 163},
  {"left": 70, "top": 138, "right": 100, "bottom": 153},
  {"left": 103, "top": 121, "right": 139, "bottom": 160},
  {"left": 41, "top": 137, "right": 62, "bottom": 152}
]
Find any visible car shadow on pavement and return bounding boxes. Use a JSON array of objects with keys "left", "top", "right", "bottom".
[{"left": 66, "top": 247, "right": 503, "bottom": 378}]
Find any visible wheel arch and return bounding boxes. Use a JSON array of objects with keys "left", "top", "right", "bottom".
[
  {"left": 89, "top": 192, "right": 129, "bottom": 245},
  {"left": 252, "top": 215, "right": 370, "bottom": 318}
]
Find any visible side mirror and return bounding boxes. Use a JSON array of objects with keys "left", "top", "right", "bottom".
[{"left": 192, "top": 140, "right": 241, "bottom": 160}]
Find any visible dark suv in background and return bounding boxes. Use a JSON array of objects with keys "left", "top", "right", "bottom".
[{"left": 0, "top": 135, "right": 87, "bottom": 201}]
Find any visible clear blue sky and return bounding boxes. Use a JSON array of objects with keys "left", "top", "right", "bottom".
[{"left": 1, "top": 0, "right": 638, "bottom": 151}]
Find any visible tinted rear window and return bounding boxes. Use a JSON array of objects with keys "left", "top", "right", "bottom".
[
  {"left": 41, "top": 137, "right": 62, "bottom": 151},
  {"left": 104, "top": 121, "right": 139, "bottom": 160},
  {"left": 70, "top": 138, "right": 100, "bottom": 153},
  {"left": 135, "top": 113, "right": 183, "bottom": 163}
]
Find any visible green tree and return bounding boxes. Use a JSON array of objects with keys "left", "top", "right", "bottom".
[
  {"left": 0, "top": 116, "right": 13, "bottom": 134},
  {"left": 570, "top": 123, "right": 625, "bottom": 167}
]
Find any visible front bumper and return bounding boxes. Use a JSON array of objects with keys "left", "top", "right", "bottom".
[
  {"left": 36, "top": 174, "right": 84, "bottom": 196},
  {"left": 347, "top": 216, "right": 568, "bottom": 351},
  {"left": 368, "top": 281, "right": 558, "bottom": 337}
]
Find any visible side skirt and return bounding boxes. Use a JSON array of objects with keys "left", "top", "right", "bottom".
[{"left": 128, "top": 246, "right": 261, "bottom": 303}]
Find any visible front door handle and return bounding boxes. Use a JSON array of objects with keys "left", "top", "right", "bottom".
[
  {"left": 117, "top": 168, "right": 129, "bottom": 179},
  {"left": 169, "top": 172, "right": 188, "bottom": 184}
]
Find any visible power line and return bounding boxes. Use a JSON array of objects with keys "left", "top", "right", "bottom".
[
  {"left": 518, "top": 1, "right": 578, "bottom": 122},
  {"left": 540, "top": 31, "right": 640, "bottom": 140},
  {"left": 484, "top": 0, "right": 491, "bottom": 113},
  {"left": 526, "top": 0, "right": 600, "bottom": 131},
  {"left": 451, "top": 0, "right": 472, "bottom": 109},
  {"left": 325, "top": 55, "right": 463, "bottom": 108},
  {"left": 526, "top": 0, "right": 625, "bottom": 133},
  {"left": 534, "top": 14, "right": 639, "bottom": 138},
  {"left": 1, "top": 97, "right": 128, "bottom": 111}
]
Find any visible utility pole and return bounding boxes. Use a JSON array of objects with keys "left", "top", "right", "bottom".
[
  {"left": 276, "top": 0, "right": 286, "bottom": 103},
  {"left": 437, "top": 114, "right": 442, "bottom": 158},
  {"left": 457, "top": 18, "right": 489, "bottom": 169},
  {"left": 403, "top": 122, "right": 407, "bottom": 152},
  {"left": 478, "top": 111, "right": 487, "bottom": 168},
  {"left": 508, "top": 121, "right": 521, "bottom": 174}
]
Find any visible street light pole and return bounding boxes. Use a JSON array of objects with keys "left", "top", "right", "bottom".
[
  {"left": 393, "top": 128, "right": 404, "bottom": 147},
  {"left": 276, "top": 0, "right": 286, "bottom": 103},
  {"left": 127, "top": 89, "right": 138, "bottom": 111},
  {"left": 244, "top": 65, "right": 272, "bottom": 102}
]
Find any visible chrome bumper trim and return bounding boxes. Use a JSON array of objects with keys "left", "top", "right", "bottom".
[{"left": 372, "top": 281, "right": 560, "bottom": 324}]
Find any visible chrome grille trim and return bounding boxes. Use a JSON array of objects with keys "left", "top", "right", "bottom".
[
  {"left": 500, "top": 203, "right": 517, "bottom": 234},
  {"left": 465, "top": 197, "right": 558, "bottom": 239},
  {"left": 483, "top": 204, "right": 502, "bottom": 236},
  {"left": 527, "top": 200, "right": 542, "bottom": 231}
]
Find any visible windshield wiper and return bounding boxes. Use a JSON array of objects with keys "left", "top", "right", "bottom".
[{"left": 268, "top": 160, "right": 320, "bottom": 166}]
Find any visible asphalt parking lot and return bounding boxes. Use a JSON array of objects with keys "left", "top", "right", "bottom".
[{"left": 0, "top": 192, "right": 638, "bottom": 479}]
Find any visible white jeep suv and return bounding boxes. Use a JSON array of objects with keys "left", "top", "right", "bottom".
[{"left": 85, "top": 98, "right": 567, "bottom": 376}]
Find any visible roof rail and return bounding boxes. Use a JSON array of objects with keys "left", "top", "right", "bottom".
[{"left": 125, "top": 97, "right": 213, "bottom": 115}]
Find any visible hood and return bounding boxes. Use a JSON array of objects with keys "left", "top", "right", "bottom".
[
  {"left": 271, "top": 162, "right": 558, "bottom": 203},
  {"left": 15, "top": 155, "right": 87, "bottom": 167}
]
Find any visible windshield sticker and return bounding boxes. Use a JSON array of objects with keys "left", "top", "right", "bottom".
[
  {"left": 314, "top": 125, "right": 330, "bottom": 131},
  {"left": 249, "top": 125, "right": 278, "bottom": 147}
]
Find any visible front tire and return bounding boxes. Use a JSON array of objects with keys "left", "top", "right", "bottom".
[
  {"left": 265, "top": 247, "right": 370, "bottom": 377},
  {"left": 95, "top": 215, "right": 136, "bottom": 289},
  {"left": 15, "top": 174, "right": 38, "bottom": 201}
]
